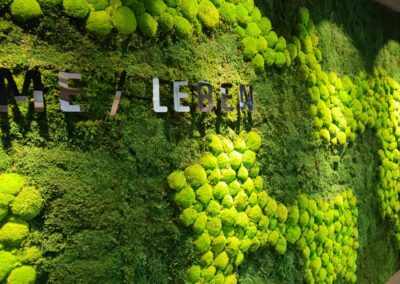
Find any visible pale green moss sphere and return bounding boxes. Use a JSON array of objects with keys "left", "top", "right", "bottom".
[
  {"left": 10, "top": 0, "right": 42, "bottom": 22},
  {"left": 11, "top": 187, "right": 43, "bottom": 221},
  {"left": 111, "top": 6, "right": 137, "bottom": 34},
  {"left": 0, "top": 174, "right": 25, "bottom": 196},
  {"left": 88, "top": 0, "right": 108, "bottom": 11},
  {"left": 6, "top": 266, "right": 36, "bottom": 284},
  {"left": 86, "top": 11, "right": 113, "bottom": 37},
  {"left": 198, "top": 0, "right": 219, "bottom": 28},
  {"left": 0, "top": 219, "right": 29, "bottom": 247},
  {"left": 63, "top": 0, "right": 89, "bottom": 18},
  {"left": 138, "top": 13, "right": 158, "bottom": 37},
  {"left": 0, "top": 251, "right": 16, "bottom": 281}
]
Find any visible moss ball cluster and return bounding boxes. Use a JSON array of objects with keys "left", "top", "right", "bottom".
[
  {"left": 0, "top": 173, "right": 43, "bottom": 283},
  {"left": 295, "top": 8, "right": 400, "bottom": 246},
  {"left": 168, "top": 131, "right": 360, "bottom": 283}
]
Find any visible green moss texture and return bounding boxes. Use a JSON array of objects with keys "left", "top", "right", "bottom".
[{"left": 0, "top": 0, "right": 399, "bottom": 283}]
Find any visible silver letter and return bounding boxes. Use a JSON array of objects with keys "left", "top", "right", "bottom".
[
  {"left": 174, "top": 81, "right": 190, "bottom": 112},
  {"left": 153, "top": 78, "right": 168, "bottom": 113},
  {"left": 110, "top": 90, "right": 122, "bottom": 116},
  {"left": 197, "top": 82, "right": 214, "bottom": 112},
  {"left": 221, "top": 83, "right": 233, "bottom": 112},
  {"left": 59, "top": 72, "right": 84, "bottom": 112}
]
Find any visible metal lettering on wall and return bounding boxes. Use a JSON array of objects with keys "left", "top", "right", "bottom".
[{"left": 0, "top": 69, "right": 254, "bottom": 116}]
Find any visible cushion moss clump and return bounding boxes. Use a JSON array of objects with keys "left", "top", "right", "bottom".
[
  {"left": 185, "top": 164, "right": 207, "bottom": 188},
  {"left": 6, "top": 266, "right": 36, "bottom": 284},
  {"left": 63, "top": 0, "right": 89, "bottom": 18},
  {"left": 219, "top": 2, "right": 236, "bottom": 25},
  {"left": 0, "top": 219, "right": 30, "bottom": 247},
  {"left": 179, "top": 0, "right": 198, "bottom": 20},
  {"left": 85, "top": 11, "right": 113, "bottom": 37},
  {"left": 173, "top": 15, "right": 193, "bottom": 38},
  {"left": 167, "top": 171, "right": 186, "bottom": 191},
  {"left": 144, "top": 0, "right": 167, "bottom": 16},
  {"left": 11, "top": 187, "right": 43, "bottom": 221},
  {"left": 0, "top": 251, "right": 17, "bottom": 281},
  {"left": 0, "top": 174, "right": 25, "bottom": 196},
  {"left": 198, "top": 0, "right": 219, "bottom": 28},
  {"left": 89, "top": 0, "right": 108, "bottom": 11},
  {"left": 158, "top": 12, "right": 174, "bottom": 32},
  {"left": 10, "top": 0, "right": 42, "bottom": 22},
  {"left": 111, "top": 6, "right": 137, "bottom": 34},
  {"left": 138, "top": 12, "right": 158, "bottom": 37}
]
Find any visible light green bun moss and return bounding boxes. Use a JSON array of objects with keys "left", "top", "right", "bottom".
[
  {"left": 198, "top": 0, "right": 219, "bottom": 28},
  {"left": 10, "top": 0, "right": 42, "bottom": 22},
  {"left": 179, "top": 0, "right": 198, "bottom": 20},
  {"left": 144, "top": 0, "right": 167, "bottom": 16},
  {"left": 0, "top": 219, "right": 29, "bottom": 247},
  {"left": 158, "top": 12, "right": 174, "bottom": 32},
  {"left": 6, "top": 266, "right": 36, "bottom": 284},
  {"left": 0, "top": 251, "right": 17, "bottom": 281},
  {"left": 87, "top": 0, "right": 109, "bottom": 11},
  {"left": 219, "top": 2, "right": 236, "bottom": 25},
  {"left": 173, "top": 15, "right": 193, "bottom": 38},
  {"left": 186, "top": 265, "right": 201, "bottom": 283},
  {"left": 138, "top": 12, "right": 158, "bottom": 37},
  {"left": 0, "top": 174, "right": 25, "bottom": 196},
  {"left": 111, "top": 6, "right": 137, "bottom": 34},
  {"left": 85, "top": 11, "right": 112, "bottom": 37},
  {"left": 185, "top": 164, "right": 207, "bottom": 188},
  {"left": 11, "top": 187, "right": 43, "bottom": 221},
  {"left": 168, "top": 171, "right": 186, "bottom": 191},
  {"left": 63, "top": 0, "right": 89, "bottom": 18}
]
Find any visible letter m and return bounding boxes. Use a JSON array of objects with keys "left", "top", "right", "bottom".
[
  {"left": 239, "top": 84, "right": 254, "bottom": 112},
  {"left": 0, "top": 68, "right": 44, "bottom": 113}
]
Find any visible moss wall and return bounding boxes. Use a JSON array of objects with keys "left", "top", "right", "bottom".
[{"left": 0, "top": 0, "right": 399, "bottom": 283}]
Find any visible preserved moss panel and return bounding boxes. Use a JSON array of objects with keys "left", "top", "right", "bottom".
[{"left": 0, "top": 0, "right": 399, "bottom": 283}]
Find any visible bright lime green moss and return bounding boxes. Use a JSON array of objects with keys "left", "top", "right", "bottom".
[
  {"left": 0, "top": 220, "right": 29, "bottom": 247},
  {"left": 63, "top": 0, "right": 89, "bottom": 18},
  {"left": 111, "top": 7, "right": 137, "bottom": 34},
  {"left": 138, "top": 13, "right": 158, "bottom": 37},
  {"left": 196, "top": 184, "right": 213, "bottom": 205},
  {"left": 85, "top": 11, "right": 112, "bottom": 37},
  {"left": 6, "top": 266, "right": 36, "bottom": 284},
  {"left": 0, "top": 251, "right": 16, "bottom": 281},
  {"left": 186, "top": 265, "right": 201, "bottom": 283},
  {"left": 158, "top": 12, "right": 174, "bottom": 32},
  {"left": 185, "top": 164, "right": 207, "bottom": 188},
  {"left": 193, "top": 213, "right": 207, "bottom": 234},
  {"left": 0, "top": 174, "right": 25, "bottom": 195},
  {"left": 194, "top": 232, "right": 211, "bottom": 253},
  {"left": 179, "top": 0, "right": 198, "bottom": 20},
  {"left": 274, "top": 52, "right": 286, "bottom": 68},
  {"left": 198, "top": 0, "right": 219, "bottom": 28},
  {"left": 173, "top": 15, "right": 193, "bottom": 38},
  {"left": 235, "top": 4, "right": 249, "bottom": 26},
  {"left": 206, "top": 216, "right": 222, "bottom": 236},
  {"left": 219, "top": 2, "right": 236, "bottom": 24},
  {"left": 168, "top": 171, "right": 186, "bottom": 191},
  {"left": 145, "top": 0, "right": 167, "bottom": 16},
  {"left": 213, "top": 251, "right": 229, "bottom": 269},
  {"left": 174, "top": 186, "right": 195, "bottom": 208},
  {"left": 179, "top": 208, "right": 197, "bottom": 226},
  {"left": 11, "top": 187, "right": 43, "bottom": 221},
  {"left": 10, "top": 0, "right": 42, "bottom": 22},
  {"left": 242, "top": 36, "right": 258, "bottom": 60},
  {"left": 252, "top": 54, "right": 264, "bottom": 73}
]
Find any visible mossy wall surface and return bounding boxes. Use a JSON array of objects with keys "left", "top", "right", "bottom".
[{"left": 0, "top": 0, "right": 399, "bottom": 283}]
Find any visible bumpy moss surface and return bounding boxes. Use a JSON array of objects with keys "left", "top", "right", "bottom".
[
  {"left": 0, "top": 0, "right": 399, "bottom": 283},
  {"left": 0, "top": 174, "right": 43, "bottom": 282}
]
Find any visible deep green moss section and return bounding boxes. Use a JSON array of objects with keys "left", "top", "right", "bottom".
[{"left": 0, "top": 0, "right": 400, "bottom": 283}]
